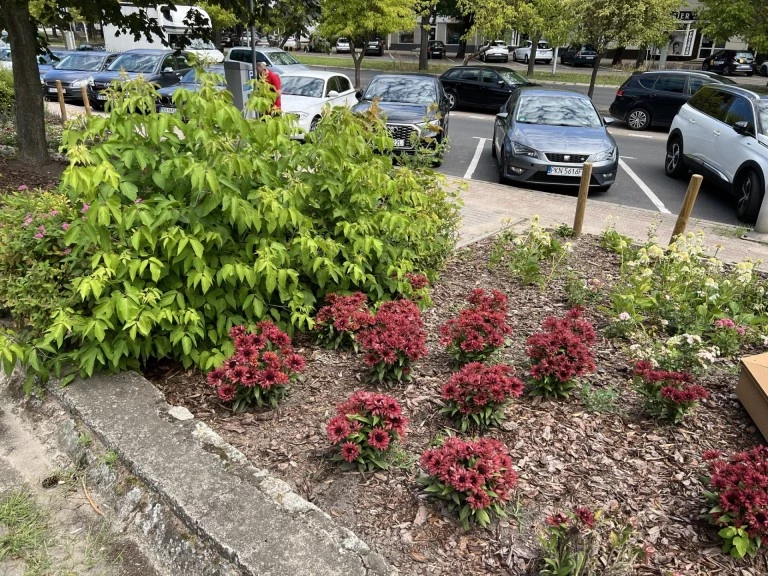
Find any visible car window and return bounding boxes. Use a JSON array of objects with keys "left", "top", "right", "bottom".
[
  {"left": 688, "top": 87, "right": 735, "bottom": 121},
  {"left": 444, "top": 69, "right": 462, "bottom": 79},
  {"left": 53, "top": 54, "right": 104, "bottom": 71},
  {"left": 161, "top": 54, "right": 175, "bottom": 71},
  {"left": 756, "top": 103, "right": 768, "bottom": 136},
  {"left": 281, "top": 76, "right": 324, "bottom": 98},
  {"left": 336, "top": 75, "right": 351, "bottom": 92},
  {"left": 515, "top": 95, "right": 601, "bottom": 127},
  {"left": 688, "top": 76, "right": 714, "bottom": 95},
  {"left": 267, "top": 50, "right": 299, "bottom": 65},
  {"left": 498, "top": 69, "right": 527, "bottom": 86},
  {"left": 109, "top": 53, "right": 161, "bottom": 73},
  {"left": 724, "top": 96, "right": 755, "bottom": 129},
  {"left": 175, "top": 55, "right": 190, "bottom": 69},
  {"left": 653, "top": 75, "right": 685, "bottom": 94},
  {"left": 505, "top": 92, "right": 520, "bottom": 114},
  {"left": 363, "top": 76, "right": 437, "bottom": 105},
  {"left": 460, "top": 69, "right": 480, "bottom": 81},
  {"left": 326, "top": 76, "right": 339, "bottom": 94},
  {"left": 638, "top": 74, "right": 658, "bottom": 89},
  {"left": 482, "top": 70, "right": 500, "bottom": 84}
]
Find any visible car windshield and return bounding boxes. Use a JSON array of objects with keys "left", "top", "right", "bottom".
[
  {"left": 736, "top": 52, "right": 754, "bottom": 58},
  {"left": 538, "top": 43, "right": 550, "bottom": 49},
  {"left": 180, "top": 67, "right": 225, "bottom": 84},
  {"left": 188, "top": 39, "right": 217, "bottom": 50},
  {"left": 281, "top": 76, "right": 324, "bottom": 98},
  {"left": 756, "top": 103, "right": 768, "bottom": 136},
  {"left": 338, "top": 38, "right": 348, "bottom": 43},
  {"left": 491, "top": 41, "right": 506, "bottom": 47},
  {"left": 516, "top": 95, "right": 601, "bottom": 127},
  {"left": 498, "top": 69, "right": 528, "bottom": 85},
  {"left": 364, "top": 76, "right": 437, "bottom": 105},
  {"left": 267, "top": 51, "right": 299, "bottom": 65},
  {"left": 54, "top": 53, "right": 104, "bottom": 71},
  {"left": 108, "top": 53, "right": 160, "bottom": 73}
]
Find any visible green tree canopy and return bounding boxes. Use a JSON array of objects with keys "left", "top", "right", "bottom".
[{"left": 698, "top": 0, "right": 768, "bottom": 52}]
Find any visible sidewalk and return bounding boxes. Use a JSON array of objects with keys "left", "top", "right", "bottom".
[{"left": 455, "top": 176, "right": 768, "bottom": 264}]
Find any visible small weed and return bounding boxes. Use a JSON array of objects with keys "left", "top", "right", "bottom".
[
  {"left": 555, "top": 224, "right": 575, "bottom": 238},
  {"left": 77, "top": 432, "right": 93, "bottom": 447},
  {"left": 711, "top": 224, "right": 750, "bottom": 238},
  {"left": 506, "top": 492, "right": 525, "bottom": 527},
  {"left": 579, "top": 383, "right": 621, "bottom": 414},
  {"left": 387, "top": 447, "right": 419, "bottom": 470},
  {"left": 564, "top": 271, "right": 603, "bottom": 307},
  {"left": 0, "top": 489, "right": 50, "bottom": 570},
  {"left": 101, "top": 450, "right": 119, "bottom": 468},
  {"left": 599, "top": 226, "right": 633, "bottom": 255}
]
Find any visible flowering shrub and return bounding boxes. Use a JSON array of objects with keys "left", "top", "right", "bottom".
[
  {"left": 439, "top": 362, "right": 524, "bottom": 431},
  {"left": 539, "top": 507, "right": 651, "bottom": 576},
  {"left": 489, "top": 216, "right": 571, "bottom": 286},
  {"left": 702, "top": 446, "right": 768, "bottom": 559},
  {"left": 603, "top": 310, "right": 638, "bottom": 339},
  {"left": 403, "top": 272, "right": 432, "bottom": 307},
  {"left": 206, "top": 322, "right": 306, "bottom": 412},
  {"left": 564, "top": 272, "right": 603, "bottom": 307},
  {"left": 358, "top": 299, "right": 427, "bottom": 384},
  {"left": 629, "top": 333, "right": 719, "bottom": 374},
  {"left": 708, "top": 318, "right": 746, "bottom": 358},
  {"left": 439, "top": 288, "right": 511, "bottom": 364},
  {"left": 420, "top": 437, "right": 517, "bottom": 528},
  {"left": 633, "top": 361, "right": 707, "bottom": 422},
  {"left": 599, "top": 224, "right": 635, "bottom": 255},
  {"left": 526, "top": 308, "right": 596, "bottom": 398},
  {"left": 313, "top": 292, "right": 373, "bottom": 350},
  {"left": 326, "top": 391, "right": 407, "bottom": 470}
]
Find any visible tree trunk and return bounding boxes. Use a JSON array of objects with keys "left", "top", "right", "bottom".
[
  {"left": 455, "top": 13, "right": 473, "bottom": 58},
  {"left": 418, "top": 12, "right": 429, "bottom": 71},
  {"left": 552, "top": 46, "right": 558, "bottom": 75},
  {"left": 527, "top": 35, "right": 539, "bottom": 78},
  {"left": 2, "top": 0, "right": 49, "bottom": 165},
  {"left": 350, "top": 42, "right": 365, "bottom": 88},
  {"left": 588, "top": 50, "right": 602, "bottom": 99},
  {"left": 612, "top": 47, "right": 625, "bottom": 66},
  {"left": 635, "top": 45, "right": 647, "bottom": 69}
]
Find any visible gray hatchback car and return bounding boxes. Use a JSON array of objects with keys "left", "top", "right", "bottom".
[{"left": 492, "top": 87, "right": 618, "bottom": 191}]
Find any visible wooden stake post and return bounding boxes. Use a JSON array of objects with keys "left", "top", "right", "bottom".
[
  {"left": 81, "top": 86, "right": 91, "bottom": 116},
  {"left": 669, "top": 174, "right": 704, "bottom": 244},
  {"left": 572, "top": 162, "right": 593, "bottom": 236},
  {"left": 56, "top": 80, "right": 67, "bottom": 123}
]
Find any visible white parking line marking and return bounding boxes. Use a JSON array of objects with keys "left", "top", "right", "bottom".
[
  {"left": 468, "top": 115, "right": 487, "bottom": 120},
  {"left": 620, "top": 156, "right": 637, "bottom": 159},
  {"left": 464, "top": 138, "right": 487, "bottom": 180},
  {"left": 625, "top": 133, "right": 653, "bottom": 139},
  {"left": 618, "top": 158, "right": 671, "bottom": 214}
]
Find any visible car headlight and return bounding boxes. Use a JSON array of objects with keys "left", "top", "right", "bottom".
[
  {"left": 588, "top": 147, "right": 616, "bottom": 162},
  {"left": 512, "top": 141, "right": 540, "bottom": 158},
  {"left": 70, "top": 76, "right": 94, "bottom": 89},
  {"left": 416, "top": 120, "right": 440, "bottom": 138}
]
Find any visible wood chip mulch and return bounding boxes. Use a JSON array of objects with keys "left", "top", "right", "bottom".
[{"left": 149, "top": 236, "right": 768, "bottom": 576}]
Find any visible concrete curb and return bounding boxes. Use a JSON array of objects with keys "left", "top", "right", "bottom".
[{"left": 48, "top": 371, "right": 395, "bottom": 576}]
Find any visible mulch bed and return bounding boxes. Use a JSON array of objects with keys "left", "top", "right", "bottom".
[
  {"left": 0, "top": 158, "right": 64, "bottom": 192},
  {"left": 150, "top": 235, "right": 767, "bottom": 576}
]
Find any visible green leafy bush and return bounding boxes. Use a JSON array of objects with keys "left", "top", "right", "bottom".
[
  {"left": 3, "top": 72, "right": 459, "bottom": 382},
  {"left": 0, "top": 69, "right": 13, "bottom": 122}
]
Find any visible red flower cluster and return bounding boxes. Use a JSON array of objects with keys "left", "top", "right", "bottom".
[
  {"left": 420, "top": 437, "right": 517, "bottom": 526},
  {"left": 439, "top": 288, "right": 512, "bottom": 363},
  {"left": 326, "top": 391, "right": 407, "bottom": 469},
  {"left": 545, "top": 506, "right": 596, "bottom": 529},
  {"left": 405, "top": 272, "right": 429, "bottom": 290},
  {"left": 206, "top": 322, "right": 305, "bottom": 410},
  {"left": 314, "top": 292, "right": 374, "bottom": 349},
  {"left": 358, "top": 299, "right": 427, "bottom": 383},
  {"left": 705, "top": 446, "right": 768, "bottom": 540},
  {"left": 440, "top": 362, "right": 524, "bottom": 430},
  {"left": 634, "top": 361, "right": 707, "bottom": 422},
  {"left": 526, "top": 307, "right": 596, "bottom": 396}
]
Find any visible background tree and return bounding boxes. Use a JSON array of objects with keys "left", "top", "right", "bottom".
[
  {"left": 416, "top": 0, "right": 437, "bottom": 71},
  {"left": 0, "top": 0, "right": 239, "bottom": 166},
  {"left": 198, "top": 1, "right": 238, "bottom": 49},
  {"left": 319, "top": 0, "right": 415, "bottom": 88},
  {"left": 270, "top": 0, "right": 321, "bottom": 49},
  {"left": 456, "top": 0, "right": 519, "bottom": 64},
  {"left": 567, "top": 0, "right": 678, "bottom": 97},
  {"left": 698, "top": 0, "right": 768, "bottom": 52},
  {"left": 515, "top": 0, "right": 572, "bottom": 77}
]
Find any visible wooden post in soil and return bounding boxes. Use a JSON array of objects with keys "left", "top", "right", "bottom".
[
  {"left": 81, "top": 86, "right": 91, "bottom": 116},
  {"left": 572, "top": 162, "right": 593, "bottom": 236},
  {"left": 669, "top": 174, "right": 704, "bottom": 244},
  {"left": 56, "top": 80, "right": 67, "bottom": 123}
]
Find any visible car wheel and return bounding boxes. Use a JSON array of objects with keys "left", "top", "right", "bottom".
[
  {"left": 627, "top": 107, "right": 651, "bottom": 130},
  {"left": 762, "top": 64, "right": 768, "bottom": 77},
  {"left": 702, "top": 62, "right": 710, "bottom": 71},
  {"left": 545, "top": 60, "right": 552, "bottom": 65},
  {"left": 736, "top": 169, "right": 763, "bottom": 222},
  {"left": 444, "top": 91, "right": 457, "bottom": 110},
  {"left": 512, "top": 52, "right": 517, "bottom": 62},
  {"left": 491, "top": 135, "right": 497, "bottom": 158},
  {"left": 524, "top": 54, "right": 529, "bottom": 64},
  {"left": 665, "top": 135, "right": 686, "bottom": 179},
  {"left": 498, "top": 147, "right": 508, "bottom": 184},
  {"left": 560, "top": 55, "right": 566, "bottom": 65}
]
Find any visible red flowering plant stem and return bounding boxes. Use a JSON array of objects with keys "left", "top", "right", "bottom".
[
  {"left": 633, "top": 361, "right": 708, "bottom": 423},
  {"left": 525, "top": 307, "right": 596, "bottom": 398},
  {"left": 313, "top": 292, "right": 374, "bottom": 351},
  {"left": 326, "top": 391, "right": 408, "bottom": 471},
  {"left": 358, "top": 299, "right": 427, "bottom": 384},
  {"left": 402, "top": 272, "right": 432, "bottom": 308},
  {"left": 702, "top": 446, "right": 768, "bottom": 559},
  {"left": 419, "top": 437, "right": 517, "bottom": 529},
  {"left": 205, "top": 322, "right": 306, "bottom": 412},
  {"left": 439, "top": 362, "right": 524, "bottom": 431},
  {"left": 439, "top": 288, "right": 512, "bottom": 364}
]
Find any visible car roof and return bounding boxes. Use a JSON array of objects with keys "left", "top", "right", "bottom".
[
  {"left": 119, "top": 48, "right": 178, "bottom": 56},
  {"left": 231, "top": 46, "right": 286, "bottom": 53},
  {"left": 705, "top": 83, "right": 768, "bottom": 100},
  {"left": 281, "top": 70, "right": 349, "bottom": 80},
  {"left": 371, "top": 73, "right": 436, "bottom": 81},
  {"left": 440, "top": 65, "right": 521, "bottom": 75}
]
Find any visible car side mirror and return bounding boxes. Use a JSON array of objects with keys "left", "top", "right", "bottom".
[
  {"left": 733, "top": 120, "right": 752, "bottom": 136},
  {"left": 498, "top": 80, "right": 505, "bottom": 86},
  {"left": 162, "top": 67, "right": 174, "bottom": 74},
  {"left": 603, "top": 116, "right": 615, "bottom": 126},
  {"left": 496, "top": 111, "right": 509, "bottom": 120},
  {"left": 355, "top": 89, "right": 363, "bottom": 100},
  {"left": 327, "top": 90, "right": 339, "bottom": 97}
]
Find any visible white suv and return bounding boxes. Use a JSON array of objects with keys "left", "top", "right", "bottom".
[{"left": 665, "top": 84, "right": 768, "bottom": 222}]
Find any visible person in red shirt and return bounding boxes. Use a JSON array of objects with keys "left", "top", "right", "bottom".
[{"left": 256, "top": 61, "right": 281, "bottom": 112}]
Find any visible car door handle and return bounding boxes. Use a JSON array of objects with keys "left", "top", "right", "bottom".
[
  {"left": 688, "top": 118, "right": 696, "bottom": 124},
  {"left": 713, "top": 130, "right": 720, "bottom": 136}
]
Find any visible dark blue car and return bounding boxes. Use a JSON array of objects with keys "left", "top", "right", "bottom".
[
  {"left": 37, "top": 50, "right": 78, "bottom": 82},
  {"left": 43, "top": 51, "right": 120, "bottom": 101},
  {"left": 88, "top": 49, "right": 191, "bottom": 109},
  {"left": 156, "top": 65, "right": 225, "bottom": 113}
]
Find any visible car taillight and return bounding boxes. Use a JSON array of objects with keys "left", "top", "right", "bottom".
[{"left": 616, "top": 88, "right": 624, "bottom": 97}]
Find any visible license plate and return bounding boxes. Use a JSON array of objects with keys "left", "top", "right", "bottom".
[
  {"left": 159, "top": 107, "right": 176, "bottom": 113},
  {"left": 393, "top": 138, "right": 406, "bottom": 147},
  {"left": 586, "top": 56, "right": 595, "bottom": 59},
  {"left": 96, "top": 94, "right": 107, "bottom": 100},
  {"left": 47, "top": 87, "right": 57, "bottom": 93},
  {"left": 548, "top": 166, "right": 582, "bottom": 177}
]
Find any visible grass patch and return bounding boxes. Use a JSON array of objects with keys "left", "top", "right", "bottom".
[
  {"left": 531, "top": 70, "right": 630, "bottom": 86},
  {"left": 711, "top": 224, "right": 751, "bottom": 238},
  {"left": 0, "top": 489, "right": 50, "bottom": 572},
  {"left": 579, "top": 383, "right": 622, "bottom": 414}
]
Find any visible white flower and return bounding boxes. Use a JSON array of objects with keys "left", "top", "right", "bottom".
[
  {"left": 648, "top": 245, "right": 664, "bottom": 259},
  {"left": 618, "top": 312, "right": 631, "bottom": 321}
]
